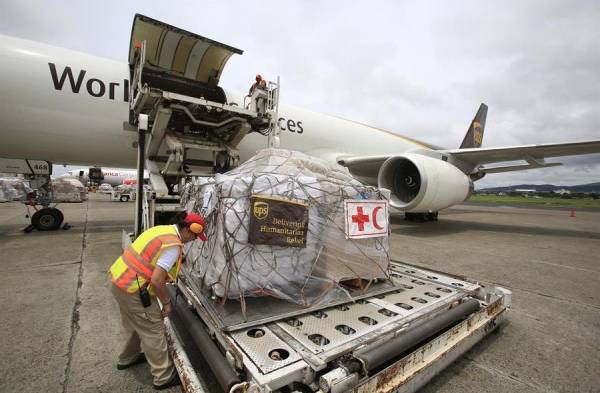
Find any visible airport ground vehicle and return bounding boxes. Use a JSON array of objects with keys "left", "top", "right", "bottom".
[
  {"left": 121, "top": 15, "right": 512, "bottom": 393},
  {"left": 110, "top": 189, "right": 135, "bottom": 202},
  {"left": 110, "top": 185, "right": 153, "bottom": 202},
  {"left": 98, "top": 183, "right": 114, "bottom": 194}
]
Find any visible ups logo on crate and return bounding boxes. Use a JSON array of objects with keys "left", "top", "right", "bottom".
[{"left": 253, "top": 201, "right": 269, "bottom": 220}]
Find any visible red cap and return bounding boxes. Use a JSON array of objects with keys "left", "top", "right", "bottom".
[
  {"left": 255, "top": 74, "right": 262, "bottom": 82},
  {"left": 184, "top": 213, "right": 207, "bottom": 241}
]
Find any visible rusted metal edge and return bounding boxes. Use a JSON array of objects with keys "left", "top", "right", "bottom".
[
  {"left": 163, "top": 308, "right": 208, "bottom": 393},
  {"left": 353, "top": 298, "right": 507, "bottom": 393}
]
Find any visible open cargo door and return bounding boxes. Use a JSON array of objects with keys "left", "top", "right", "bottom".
[
  {"left": 126, "top": 14, "right": 279, "bottom": 203},
  {"left": 129, "top": 14, "right": 243, "bottom": 102}
]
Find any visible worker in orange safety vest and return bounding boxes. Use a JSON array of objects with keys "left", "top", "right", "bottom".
[{"left": 108, "top": 212, "right": 207, "bottom": 390}]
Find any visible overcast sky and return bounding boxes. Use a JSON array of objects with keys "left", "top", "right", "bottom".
[{"left": 2, "top": 1, "right": 599, "bottom": 187}]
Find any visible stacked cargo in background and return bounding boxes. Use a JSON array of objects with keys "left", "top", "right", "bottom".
[
  {"left": 0, "top": 177, "right": 30, "bottom": 202},
  {"left": 0, "top": 177, "right": 87, "bottom": 203},
  {"left": 51, "top": 178, "right": 88, "bottom": 202},
  {"left": 180, "top": 149, "right": 390, "bottom": 308}
]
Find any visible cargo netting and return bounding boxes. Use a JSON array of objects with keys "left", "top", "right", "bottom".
[{"left": 180, "top": 149, "right": 390, "bottom": 314}]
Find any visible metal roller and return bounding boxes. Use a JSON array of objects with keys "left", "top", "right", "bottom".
[
  {"left": 355, "top": 298, "right": 481, "bottom": 371},
  {"left": 168, "top": 286, "right": 241, "bottom": 392}
]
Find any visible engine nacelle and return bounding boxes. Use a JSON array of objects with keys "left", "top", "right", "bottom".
[{"left": 378, "top": 153, "right": 472, "bottom": 212}]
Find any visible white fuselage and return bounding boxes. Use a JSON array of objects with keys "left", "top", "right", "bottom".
[
  {"left": 61, "top": 167, "right": 145, "bottom": 186},
  {"left": 0, "top": 35, "right": 430, "bottom": 170}
]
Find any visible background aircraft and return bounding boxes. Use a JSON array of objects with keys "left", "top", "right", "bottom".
[{"left": 61, "top": 167, "right": 148, "bottom": 186}]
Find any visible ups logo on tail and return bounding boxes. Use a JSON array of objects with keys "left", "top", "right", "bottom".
[
  {"left": 253, "top": 201, "right": 269, "bottom": 219},
  {"left": 472, "top": 121, "right": 483, "bottom": 146}
]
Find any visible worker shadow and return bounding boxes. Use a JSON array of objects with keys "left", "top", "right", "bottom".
[
  {"left": 0, "top": 220, "right": 133, "bottom": 237},
  {"left": 126, "top": 365, "right": 155, "bottom": 388},
  {"left": 390, "top": 215, "right": 600, "bottom": 240},
  {"left": 0, "top": 224, "right": 85, "bottom": 238}
]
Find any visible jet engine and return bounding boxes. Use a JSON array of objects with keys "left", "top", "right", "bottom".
[{"left": 378, "top": 153, "right": 472, "bottom": 212}]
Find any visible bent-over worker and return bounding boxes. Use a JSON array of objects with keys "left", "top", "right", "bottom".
[{"left": 109, "top": 213, "right": 207, "bottom": 390}]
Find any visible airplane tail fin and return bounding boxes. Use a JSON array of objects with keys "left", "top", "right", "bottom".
[{"left": 460, "top": 103, "right": 487, "bottom": 148}]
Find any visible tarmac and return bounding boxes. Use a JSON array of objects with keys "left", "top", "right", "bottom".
[{"left": 0, "top": 194, "right": 598, "bottom": 393}]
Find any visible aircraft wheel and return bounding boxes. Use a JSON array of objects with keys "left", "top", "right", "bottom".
[
  {"left": 404, "top": 212, "right": 438, "bottom": 222},
  {"left": 420, "top": 212, "right": 438, "bottom": 221},
  {"left": 405, "top": 212, "right": 425, "bottom": 222},
  {"left": 31, "top": 207, "right": 64, "bottom": 231},
  {"left": 120, "top": 195, "right": 130, "bottom": 202}
]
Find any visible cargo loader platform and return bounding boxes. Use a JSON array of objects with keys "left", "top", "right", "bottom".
[{"left": 164, "top": 260, "right": 511, "bottom": 393}]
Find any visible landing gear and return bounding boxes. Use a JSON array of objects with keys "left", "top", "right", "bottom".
[
  {"left": 0, "top": 158, "right": 70, "bottom": 232},
  {"left": 31, "top": 207, "right": 64, "bottom": 231},
  {"left": 25, "top": 172, "right": 67, "bottom": 232},
  {"left": 404, "top": 212, "right": 438, "bottom": 222}
]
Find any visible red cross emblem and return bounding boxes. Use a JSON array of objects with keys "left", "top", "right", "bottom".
[
  {"left": 351, "top": 206, "right": 370, "bottom": 231},
  {"left": 345, "top": 200, "right": 389, "bottom": 239}
]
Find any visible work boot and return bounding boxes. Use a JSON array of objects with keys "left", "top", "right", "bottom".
[
  {"left": 116, "top": 353, "right": 147, "bottom": 370},
  {"left": 153, "top": 372, "right": 181, "bottom": 390}
]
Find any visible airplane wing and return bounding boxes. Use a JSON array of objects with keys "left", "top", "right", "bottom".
[
  {"left": 443, "top": 140, "right": 600, "bottom": 165},
  {"left": 338, "top": 140, "right": 600, "bottom": 180},
  {"left": 443, "top": 140, "right": 600, "bottom": 174},
  {"left": 336, "top": 155, "right": 390, "bottom": 182}
]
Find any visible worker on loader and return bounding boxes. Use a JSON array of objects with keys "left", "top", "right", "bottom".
[
  {"left": 109, "top": 212, "right": 207, "bottom": 390},
  {"left": 249, "top": 73, "right": 267, "bottom": 95}
]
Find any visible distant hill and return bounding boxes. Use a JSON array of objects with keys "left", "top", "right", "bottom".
[{"left": 477, "top": 182, "right": 600, "bottom": 193}]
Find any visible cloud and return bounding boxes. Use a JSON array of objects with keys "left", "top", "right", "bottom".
[{"left": 1, "top": 0, "right": 598, "bottom": 186}]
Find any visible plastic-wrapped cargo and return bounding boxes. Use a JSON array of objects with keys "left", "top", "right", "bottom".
[
  {"left": 0, "top": 179, "right": 13, "bottom": 202},
  {"left": 51, "top": 178, "right": 88, "bottom": 202},
  {"left": 0, "top": 177, "right": 87, "bottom": 203},
  {"left": 0, "top": 177, "right": 30, "bottom": 202},
  {"left": 98, "top": 183, "right": 114, "bottom": 194},
  {"left": 181, "top": 149, "right": 390, "bottom": 309}
]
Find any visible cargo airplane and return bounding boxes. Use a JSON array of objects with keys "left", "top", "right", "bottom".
[
  {"left": 1, "top": 28, "right": 600, "bottom": 229},
  {"left": 60, "top": 167, "right": 148, "bottom": 186}
]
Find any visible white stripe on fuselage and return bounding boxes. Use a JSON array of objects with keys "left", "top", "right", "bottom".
[
  {"left": 0, "top": 34, "right": 428, "bottom": 168},
  {"left": 62, "top": 167, "right": 146, "bottom": 186}
]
